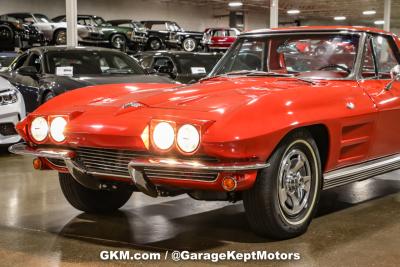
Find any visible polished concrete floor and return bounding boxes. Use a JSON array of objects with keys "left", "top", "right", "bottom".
[{"left": 0, "top": 146, "right": 399, "bottom": 267}]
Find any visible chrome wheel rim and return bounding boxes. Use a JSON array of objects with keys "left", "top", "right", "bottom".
[
  {"left": 278, "top": 148, "right": 312, "bottom": 219},
  {"left": 150, "top": 40, "right": 161, "bottom": 50},
  {"left": 56, "top": 31, "right": 66, "bottom": 45},
  {"left": 112, "top": 36, "right": 125, "bottom": 49},
  {"left": 184, "top": 39, "right": 196, "bottom": 51}
]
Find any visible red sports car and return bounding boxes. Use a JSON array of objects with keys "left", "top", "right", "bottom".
[
  {"left": 201, "top": 27, "right": 240, "bottom": 51},
  {"left": 10, "top": 26, "right": 400, "bottom": 240}
]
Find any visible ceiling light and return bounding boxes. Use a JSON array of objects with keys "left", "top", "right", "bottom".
[
  {"left": 374, "top": 20, "right": 385, "bottom": 25},
  {"left": 228, "top": 2, "right": 243, "bottom": 7},
  {"left": 363, "top": 10, "right": 376, "bottom": 15},
  {"left": 287, "top": 9, "right": 300, "bottom": 15},
  {"left": 334, "top": 16, "right": 346, "bottom": 21}
]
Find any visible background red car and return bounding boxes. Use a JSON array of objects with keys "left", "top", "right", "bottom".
[{"left": 201, "top": 27, "right": 240, "bottom": 51}]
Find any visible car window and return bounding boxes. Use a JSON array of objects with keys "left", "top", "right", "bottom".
[
  {"left": 176, "top": 55, "right": 222, "bottom": 75},
  {"left": 228, "top": 30, "right": 238, "bottom": 37},
  {"left": 371, "top": 35, "right": 400, "bottom": 78},
  {"left": 46, "top": 50, "right": 145, "bottom": 75},
  {"left": 361, "top": 38, "right": 376, "bottom": 78},
  {"left": 33, "top": 14, "right": 52, "bottom": 23},
  {"left": 212, "top": 34, "right": 360, "bottom": 79},
  {"left": 27, "top": 53, "right": 41, "bottom": 72},
  {"left": 11, "top": 53, "right": 28, "bottom": 70},
  {"left": 149, "top": 23, "right": 167, "bottom": 31},
  {"left": 77, "top": 18, "right": 92, "bottom": 25},
  {"left": 213, "top": 30, "right": 226, "bottom": 37},
  {"left": 117, "top": 23, "right": 133, "bottom": 28},
  {"left": 6, "top": 14, "right": 35, "bottom": 24},
  {"left": 153, "top": 57, "right": 174, "bottom": 71},
  {"left": 140, "top": 56, "right": 153, "bottom": 68}
]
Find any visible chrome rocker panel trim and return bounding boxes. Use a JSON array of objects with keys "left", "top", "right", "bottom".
[{"left": 323, "top": 154, "right": 400, "bottom": 190}]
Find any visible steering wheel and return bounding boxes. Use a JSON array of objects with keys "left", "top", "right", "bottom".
[{"left": 319, "top": 64, "right": 351, "bottom": 74}]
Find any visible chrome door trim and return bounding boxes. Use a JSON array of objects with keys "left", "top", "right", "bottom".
[{"left": 323, "top": 154, "right": 400, "bottom": 190}]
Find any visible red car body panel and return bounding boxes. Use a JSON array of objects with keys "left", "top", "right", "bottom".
[
  {"left": 202, "top": 28, "right": 239, "bottom": 50},
  {"left": 15, "top": 26, "right": 400, "bottom": 192}
]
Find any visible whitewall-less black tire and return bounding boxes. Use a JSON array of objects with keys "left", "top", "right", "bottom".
[
  {"left": 59, "top": 173, "right": 133, "bottom": 213},
  {"left": 243, "top": 129, "right": 322, "bottom": 239}
]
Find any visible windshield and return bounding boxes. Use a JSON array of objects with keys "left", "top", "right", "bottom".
[
  {"left": 167, "top": 22, "right": 182, "bottom": 32},
  {"left": 0, "top": 54, "right": 17, "bottom": 68},
  {"left": 33, "top": 14, "right": 52, "bottom": 23},
  {"left": 93, "top": 17, "right": 106, "bottom": 26},
  {"left": 45, "top": 50, "right": 145, "bottom": 76},
  {"left": 210, "top": 33, "right": 360, "bottom": 79},
  {"left": 177, "top": 54, "right": 222, "bottom": 75},
  {"left": 132, "top": 21, "right": 146, "bottom": 31}
]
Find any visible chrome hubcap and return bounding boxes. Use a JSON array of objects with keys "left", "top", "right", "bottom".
[
  {"left": 113, "top": 37, "right": 125, "bottom": 48},
  {"left": 184, "top": 39, "right": 196, "bottom": 51},
  {"left": 278, "top": 149, "right": 311, "bottom": 217},
  {"left": 150, "top": 40, "right": 160, "bottom": 50}
]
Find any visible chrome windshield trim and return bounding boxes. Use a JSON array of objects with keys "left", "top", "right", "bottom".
[{"left": 128, "top": 158, "right": 270, "bottom": 171}]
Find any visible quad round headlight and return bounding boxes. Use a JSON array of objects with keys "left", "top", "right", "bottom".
[
  {"left": 50, "top": 117, "right": 67, "bottom": 142},
  {"left": 177, "top": 124, "right": 200, "bottom": 153},
  {"left": 30, "top": 117, "right": 49, "bottom": 142},
  {"left": 152, "top": 122, "right": 175, "bottom": 150}
]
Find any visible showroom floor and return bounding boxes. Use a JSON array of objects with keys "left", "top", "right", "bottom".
[{"left": 0, "top": 147, "right": 399, "bottom": 267}]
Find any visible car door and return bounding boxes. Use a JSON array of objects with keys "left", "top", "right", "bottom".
[
  {"left": 12, "top": 51, "right": 44, "bottom": 113},
  {"left": 360, "top": 34, "right": 400, "bottom": 157}
]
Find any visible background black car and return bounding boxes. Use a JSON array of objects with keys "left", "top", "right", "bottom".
[
  {"left": 140, "top": 20, "right": 203, "bottom": 52},
  {"left": 134, "top": 51, "right": 223, "bottom": 83},
  {"left": 0, "top": 46, "right": 174, "bottom": 113},
  {"left": 0, "top": 19, "right": 44, "bottom": 51}
]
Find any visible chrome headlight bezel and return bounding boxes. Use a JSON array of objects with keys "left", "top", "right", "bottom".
[
  {"left": 49, "top": 116, "right": 68, "bottom": 143},
  {"left": 30, "top": 117, "right": 49, "bottom": 142},
  {"left": 177, "top": 124, "right": 201, "bottom": 154},
  {"left": 0, "top": 89, "right": 18, "bottom": 106},
  {"left": 152, "top": 121, "right": 175, "bottom": 151}
]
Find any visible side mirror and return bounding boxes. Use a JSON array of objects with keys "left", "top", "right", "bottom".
[
  {"left": 385, "top": 65, "right": 400, "bottom": 90},
  {"left": 17, "top": 66, "right": 39, "bottom": 77}
]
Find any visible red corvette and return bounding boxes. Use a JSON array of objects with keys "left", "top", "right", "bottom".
[
  {"left": 10, "top": 26, "right": 400, "bottom": 239},
  {"left": 201, "top": 27, "right": 240, "bottom": 51}
]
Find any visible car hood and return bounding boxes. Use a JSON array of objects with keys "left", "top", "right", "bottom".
[
  {"left": 39, "top": 76, "right": 322, "bottom": 117},
  {"left": 133, "top": 77, "right": 316, "bottom": 112}
]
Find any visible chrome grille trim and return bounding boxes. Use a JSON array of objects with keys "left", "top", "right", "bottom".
[
  {"left": 76, "top": 147, "right": 219, "bottom": 179},
  {"left": 143, "top": 167, "right": 219, "bottom": 181}
]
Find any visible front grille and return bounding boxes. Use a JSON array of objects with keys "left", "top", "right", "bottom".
[
  {"left": 144, "top": 167, "right": 218, "bottom": 181},
  {"left": 0, "top": 123, "right": 17, "bottom": 136},
  {"left": 75, "top": 147, "right": 218, "bottom": 180}
]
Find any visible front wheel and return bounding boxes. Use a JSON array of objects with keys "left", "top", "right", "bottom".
[
  {"left": 110, "top": 34, "right": 126, "bottom": 50},
  {"left": 59, "top": 173, "right": 134, "bottom": 213},
  {"left": 243, "top": 130, "right": 322, "bottom": 239}
]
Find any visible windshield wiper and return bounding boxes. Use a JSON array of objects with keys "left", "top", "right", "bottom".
[{"left": 200, "top": 70, "right": 290, "bottom": 82}]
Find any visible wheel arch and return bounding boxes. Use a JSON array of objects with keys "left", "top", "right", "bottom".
[
  {"left": 272, "top": 124, "right": 330, "bottom": 172},
  {"left": 52, "top": 28, "right": 66, "bottom": 43}
]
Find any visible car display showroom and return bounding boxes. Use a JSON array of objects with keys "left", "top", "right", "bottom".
[{"left": 0, "top": 0, "right": 399, "bottom": 266}]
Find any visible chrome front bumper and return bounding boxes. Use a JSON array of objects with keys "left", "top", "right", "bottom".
[{"left": 9, "top": 143, "right": 269, "bottom": 196}]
